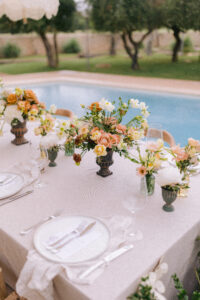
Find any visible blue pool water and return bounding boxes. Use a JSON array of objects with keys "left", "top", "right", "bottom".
[{"left": 26, "top": 82, "right": 200, "bottom": 146}]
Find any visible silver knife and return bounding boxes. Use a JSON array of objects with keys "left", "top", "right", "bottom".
[
  {"left": 0, "top": 190, "right": 33, "bottom": 207},
  {"left": 0, "top": 175, "right": 17, "bottom": 186},
  {"left": 79, "top": 244, "right": 134, "bottom": 279}
]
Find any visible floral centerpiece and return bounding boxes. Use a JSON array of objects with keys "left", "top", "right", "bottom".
[
  {"left": 168, "top": 138, "right": 200, "bottom": 197},
  {"left": 40, "top": 134, "right": 61, "bottom": 167},
  {"left": 59, "top": 98, "right": 149, "bottom": 177},
  {"left": 156, "top": 166, "right": 183, "bottom": 212},
  {"left": 133, "top": 139, "right": 166, "bottom": 196},
  {"left": 0, "top": 88, "right": 46, "bottom": 145}
]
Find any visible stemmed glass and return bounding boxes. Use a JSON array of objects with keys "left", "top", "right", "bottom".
[
  {"left": 29, "top": 140, "right": 48, "bottom": 188},
  {"left": 123, "top": 175, "right": 149, "bottom": 240},
  {"left": 146, "top": 122, "right": 163, "bottom": 143}
]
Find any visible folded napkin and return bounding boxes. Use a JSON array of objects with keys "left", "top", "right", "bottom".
[{"left": 16, "top": 215, "right": 133, "bottom": 300}]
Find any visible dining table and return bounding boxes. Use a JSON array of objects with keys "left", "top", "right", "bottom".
[{"left": 0, "top": 121, "right": 200, "bottom": 300}]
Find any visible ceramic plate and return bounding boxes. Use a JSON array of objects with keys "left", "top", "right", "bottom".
[
  {"left": 34, "top": 215, "right": 110, "bottom": 264},
  {"left": 0, "top": 172, "right": 24, "bottom": 200}
]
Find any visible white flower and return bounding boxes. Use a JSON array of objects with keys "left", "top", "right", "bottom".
[
  {"left": 99, "top": 98, "right": 115, "bottom": 112},
  {"left": 142, "top": 109, "right": 150, "bottom": 118},
  {"left": 49, "top": 104, "right": 57, "bottom": 114},
  {"left": 156, "top": 166, "right": 182, "bottom": 187},
  {"left": 139, "top": 102, "right": 147, "bottom": 110},
  {"left": 57, "top": 119, "right": 70, "bottom": 130},
  {"left": 1, "top": 88, "right": 13, "bottom": 98},
  {"left": 130, "top": 98, "right": 140, "bottom": 108},
  {"left": 0, "top": 104, "right": 5, "bottom": 114},
  {"left": 40, "top": 134, "right": 59, "bottom": 149},
  {"left": 4, "top": 105, "right": 24, "bottom": 124},
  {"left": 122, "top": 102, "right": 128, "bottom": 108},
  {"left": 0, "top": 100, "right": 6, "bottom": 106}
]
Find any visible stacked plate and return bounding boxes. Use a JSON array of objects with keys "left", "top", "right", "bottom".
[{"left": 0, "top": 172, "right": 24, "bottom": 200}]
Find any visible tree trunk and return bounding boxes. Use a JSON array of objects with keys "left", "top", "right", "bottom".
[
  {"left": 39, "top": 32, "right": 57, "bottom": 68},
  {"left": 131, "top": 44, "right": 140, "bottom": 70},
  {"left": 110, "top": 33, "right": 116, "bottom": 56},
  {"left": 53, "top": 29, "right": 59, "bottom": 67},
  {"left": 172, "top": 26, "right": 181, "bottom": 62}
]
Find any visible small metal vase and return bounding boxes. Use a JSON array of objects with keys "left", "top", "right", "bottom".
[
  {"left": 47, "top": 149, "right": 58, "bottom": 167},
  {"left": 10, "top": 120, "right": 28, "bottom": 146},
  {"left": 162, "top": 187, "right": 178, "bottom": 212},
  {"left": 96, "top": 149, "right": 113, "bottom": 177}
]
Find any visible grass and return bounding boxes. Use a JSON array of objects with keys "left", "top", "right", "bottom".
[{"left": 0, "top": 53, "right": 199, "bottom": 81}]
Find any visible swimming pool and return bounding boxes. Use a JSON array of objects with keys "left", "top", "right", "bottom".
[{"left": 25, "top": 81, "right": 200, "bottom": 146}]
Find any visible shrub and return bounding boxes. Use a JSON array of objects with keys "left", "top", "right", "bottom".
[
  {"left": 2, "top": 43, "right": 21, "bottom": 58},
  {"left": 63, "top": 39, "right": 81, "bottom": 54},
  {"left": 183, "top": 37, "right": 193, "bottom": 53}
]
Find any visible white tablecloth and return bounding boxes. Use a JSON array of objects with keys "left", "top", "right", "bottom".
[{"left": 0, "top": 123, "right": 200, "bottom": 300}]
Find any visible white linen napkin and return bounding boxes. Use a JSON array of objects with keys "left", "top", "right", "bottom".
[{"left": 16, "top": 215, "right": 133, "bottom": 300}]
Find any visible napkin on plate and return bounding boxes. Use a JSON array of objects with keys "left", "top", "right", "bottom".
[{"left": 16, "top": 215, "right": 133, "bottom": 300}]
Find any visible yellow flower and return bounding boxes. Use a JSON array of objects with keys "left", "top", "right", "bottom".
[
  {"left": 91, "top": 131, "right": 101, "bottom": 141},
  {"left": 30, "top": 109, "right": 38, "bottom": 116},
  {"left": 29, "top": 115, "right": 36, "bottom": 122},
  {"left": 128, "top": 128, "right": 143, "bottom": 140},
  {"left": 34, "top": 127, "right": 42, "bottom": 136},
  {"left": 15, "top": 88, "right": 23, "bottom": 97},
  {"left": 94, "top": 145, "right": 107, "bottom": 157}
]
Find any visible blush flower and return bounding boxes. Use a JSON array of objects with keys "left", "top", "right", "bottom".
[
  {"left": 116, "top": 124, "right": 127, "bottom": 134},
  {"left": 97, "top": 133, "right": 111, "bottom": 148},
  {"left": 136, "top": 166, "right": 147, "bottom": 177},
  {"left": 188, "top": 138, "right": 200, "bottom": 147}
]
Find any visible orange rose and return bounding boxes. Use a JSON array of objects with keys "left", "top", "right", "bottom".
[
  {"left": 89, "top": 102, "right": 102, "bottom": 112},
  {"left": 24, "top": 101, "right": 31, "bottom": 112},
  {"left": 40, "top": 102, "right": 46, "bottom": 109},
  {"left": 17, "top": 101, "right": 25, "bottom": 110},
  {"left": 116, "top": 124, "right": 127, "bottom": 134},
  {"left": 7, "top": 93, "right": 17, "bottom": 105},
  {"left": 24, "top": 90, "right": 39, "bottom": 103}
]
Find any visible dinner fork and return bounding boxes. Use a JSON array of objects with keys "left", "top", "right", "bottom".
[{"left": 20, "top": 210, "right": 62, "bottom": 235}]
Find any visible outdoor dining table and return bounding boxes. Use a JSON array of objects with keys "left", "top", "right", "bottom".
[{"left": 0, "top": 122, "right": 200, "bottom": 300}]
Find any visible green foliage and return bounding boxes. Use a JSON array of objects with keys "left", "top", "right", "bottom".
[
  {"left": 63, "top": 39, "right": 81, "bottom": 53},
  {"left": 128, "top": 277, "right": 156, "bottom": 300},
  {"left": 183, "top": 37, "right": 193, "bottom": 53},
  {"left": 2, "top": 43, "right": 21, "bottom": 58}
]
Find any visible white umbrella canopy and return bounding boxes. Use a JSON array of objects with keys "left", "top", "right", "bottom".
[{"left": 0, "top": 0, "right": 59, "bottom": 21}]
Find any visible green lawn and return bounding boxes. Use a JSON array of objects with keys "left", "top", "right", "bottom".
[{"left": 0, "top": 53, "right": 199, "bottom": 81}]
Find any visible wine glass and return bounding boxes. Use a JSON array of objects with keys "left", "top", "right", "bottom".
[
  {"left": 123, "top": 175, "right": 149, "bottom": 240},
  {"left": 146, "top": 122, "right": 163, "bottom": 143},
  {"left": 29, "top": 140, "right": 48, "bottom": 188}
]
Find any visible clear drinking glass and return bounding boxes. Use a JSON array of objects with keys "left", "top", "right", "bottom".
[
  {"left": 123, "top": 175, "right": 149, "bottom": 240},
  {"left": 146, "top": 122, "right": 163, "bottom": 143}
]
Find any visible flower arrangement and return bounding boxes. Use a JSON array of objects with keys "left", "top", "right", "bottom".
[
  {"left": 168, "top": 138, "right": 200, "bottom": 179},
  {"left": 0, "top": 88, "right": 46, "bottom": 126},
  {"left": 128, "top": 261, "right": 168, "bottom": 300},
  {"left": 34, "top": 113, "right": 56, "bottom": 136},
  {"left": 134, "top": 139, "right": 165, "bottom": 177},
  {"left": 60, "top": 98, "right": 149, "bottom": 168}
]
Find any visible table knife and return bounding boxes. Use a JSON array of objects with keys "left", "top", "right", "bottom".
[{"left": 79, "top": 244, "right": 134, "bottom": 279}]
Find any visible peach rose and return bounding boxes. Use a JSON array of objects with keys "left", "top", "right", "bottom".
[
  {"left": 116, "top": 124, "right": 127, "bottom": 134},
  {"left": 176, "top": 151, "right": 189, "bottom": 162},
  {"left": 7, "top": 93, "right": 17, "bottom": 105},
  {"left": 188, "top": 138, "right": 200, "bottom": 147},
  {"left": 97, "top": 133, "right": 111, "bottom": 148},
  {"left": 40, "top": 102, "right": 46, "bottom": 109},
  {"left": 109, "top": 134, "right": 120, "bottom": 146},
  {"left": 17, "top": 101, "right": 26, "bottom": 110},
  {"left": 171, "top": 145, "right": 182, "bottom": 155},
  {"left": 79, "top": 126, "right": 89, "bottom": 135},
  {"left": 24, "top": 90, "right": 39, "bottom": 103},
  {"left": 104, "top": 117, "right": 118, "bottom": 126},
  {"left": 24, "top": 101, "right": 31, "bottom": 112},
  {"left": 147, "top": 142, "right": 159, "bottom": 152}
]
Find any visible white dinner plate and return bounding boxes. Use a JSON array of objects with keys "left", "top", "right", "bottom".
[
  {"left": 34, "top": 215, "right": 110, "bottom": 264},
  {"left": 0, "top": 172, "right": 24, "bottom": 200}
]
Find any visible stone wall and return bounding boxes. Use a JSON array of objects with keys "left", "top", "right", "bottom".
[{"left": 0, "top": 30, "right": 199, "bottom": 57}]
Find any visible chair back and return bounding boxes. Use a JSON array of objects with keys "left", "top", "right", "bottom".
[
  {"left": 55, "top": 109, "right": 74, "bottom": 119},
  {"left": 0, "top": 267, "right": 7, "bottom": 300},
  {"left": 145, "top": 128, "right": 175, "bottom": 147}
]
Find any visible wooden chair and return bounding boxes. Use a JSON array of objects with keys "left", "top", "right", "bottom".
[
  {"left": 0, "top": 267, "right": 7, "bottom": 300},
  {"left": 55, "top": 108, "right": 74, "bottom": 119},
  {"left": 0, "top": 268, "right": 26, "bottom": 300},
  {"left": 145, "top": 128, "right": 176, "bottom": 147}
]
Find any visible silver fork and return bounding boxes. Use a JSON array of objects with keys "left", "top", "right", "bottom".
[{"left": 20, "top": 210, "right": 62, "bottom": 235}]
